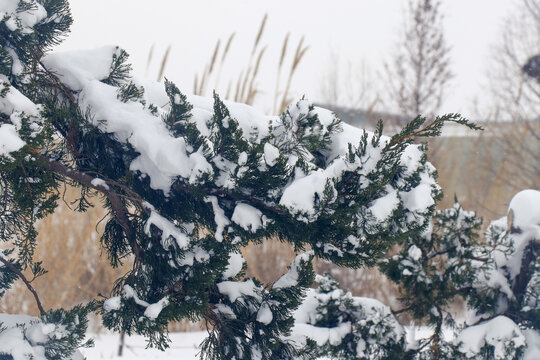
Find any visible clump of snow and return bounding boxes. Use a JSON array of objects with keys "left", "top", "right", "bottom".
[
  {"left": 231, "top": 203, "right": 263, "bottom": 232},
  {"left": 144, "top": 297, "right": 170, "bottom": 320},
  {"left": 205, "top": 196, "right": 230, "bottom": 242},
  {"left": 0, "top": 76, "right": 41, "bottom": 116},
  {"left": 256, "top": 303, "right": 273, "bottom": 325},
  {"left": 90, "top": 177, "right": 109, "bottom": 191},
  {"left": 42, "top": 47, "right": 119, "bottom": 91},
  {"left": 144, "top": 209, "right": 191, "bottom": 250},
  {"left": 222, "top": 251, "right": 244, "bottom": 279},
  {"left": 0, "top": 74, "right": 44, "bottom": 159},
  {"left": 399, "top": 144, "right": 424, "bottom": 177},
  {"left": 177, "top": 245, "right": 210, "bottom": 266},
  {"left": 291, "top": 279, "right": 404, "bottom": 357},
  {"left": 263, "top": 143, "right": 280, "bottom": 166},
  {"left": 273, "top": 251, "right": 313, "bottom": 289},
  {"left": 508, "top": 189, "right": 540, "bottom": 230},
  {"left": 217, "top": 279, "right": 261, "bottom": 303},
  {"left": 0, "top": 124, "right": 25, "bottom": 157},
  {"left": 368, "top": 188, "right": 399, "bottom": 221},
  {"left": 122, "top": 285, "right": 150, "bottom": 307},
  {"left": 103, "top": 285, "right": 169, "bottom": 320},
  {"left": 103, "top": 296, "right": 121, "bottom": 312},
  {"left": 408, "top": 245, "right": 422, "bottom": 261},
  {"left": 278, "top": 160, "right": 346, "bottom": 220},
  {"left": 457, "top": 316, "right": 526, "bottom": 359},
  {"left": 401, "top": 182, "right": 435, "bottom": 213},
  {"left": 293, "top": 321, "right": 352, "bottom": 346}
]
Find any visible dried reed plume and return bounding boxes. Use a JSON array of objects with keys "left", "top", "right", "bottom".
[
  {"left": 145, "top": 44, "right": 154, "bottom": 78},
  {"left": 279, "top": 36, "right": 309, "bottom": 113},
  {"left": 194, "top": 14, "right": 308, "bottom": 113},
  {"left": 157, "top": 45, "right": 171, "bottom": 82}
]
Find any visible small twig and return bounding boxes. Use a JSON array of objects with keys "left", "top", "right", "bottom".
[
  {"left": 384, "top": 118, "right": 446, "bottom": 151},
  {"left": 0, "top": 255, "right": 45, "bottom": 315},
  {"left": 19, "top": 162, "right": 33, "bottom": 198}
]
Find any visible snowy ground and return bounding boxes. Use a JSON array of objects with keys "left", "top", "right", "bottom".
[
  {"left": 81, "top": 328, "right": 434, "bottom": 359},
  {"left": 83, "top": 331, "right": 335, "bottom": 359},
  {"left": 82, "top": 332, "right": 206, "bottom": 359}
]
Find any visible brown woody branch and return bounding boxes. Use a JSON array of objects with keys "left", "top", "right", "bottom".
[
  {"left": 36, "top": 154, "right": 142, "bottom": 271},
  {"left": 0, "top": 254, "right": 45, "bottom": 315}
]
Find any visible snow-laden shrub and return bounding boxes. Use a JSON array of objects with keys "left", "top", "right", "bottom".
[{"left": 292, "top": 274, "right": 404, "bottom": 359}]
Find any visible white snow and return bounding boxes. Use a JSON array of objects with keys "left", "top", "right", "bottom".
[
  {"left": 279, "top": 160, "right": 348, "bottom": 219},
  {"left": 0, "top": 76, "right": 41, "bottom": 116},
  {"left": 122, "top": 285, "right": 150, "bottom": 307},
  {"left": 238, "top": 151, "right": 248, "bottom": 165},
  {"left": 177, "top": 245, "right": 210, "bottom": 266},
  {"left": 81, "top": 331, "right": 205, "bottom": 359},
  {"left": 0, "top": 314, "right": 83, "bottom": 360},
  {"left": 0, "top": 123, "right": 25, "bottom": 157},
  {"left": 222, "top": 251, "right": 244, "bottom": 279},
  {"left": 42, "top": 47, "right": 119, "bottom": 91},
  {"left": 90, "top": 177, "right": 110, "bottom": 191},
  {"left": 103, "top": 296, "right": 121, "bottom": 312},
  {"left": 508, "top": 189, "right": 540, "bottom": 230},
  {"left": 457, "top": 316, "right": 526, "bottom": 359},
  {"left": 144, "top": 209, "right": 191, "bottom": 250},
  {"left": 408, "top": 245, "right": 422, "bottom": 261},
  {"left": 256, "top": 303, "right": 273, "bottom": 325},
  {"left": 81, "top": 78, "right": 213, "bottom": 192},
  {"left": 0, "top": 74, "right": 44, "bottom": 159},
  {"left": 399, "top": 144, "right": 424, "bottom": 177},
  {"left": 293, "top": 321, "right": 352, "bottom": 346},
  {"left": 368, "top": 188, "right": 399, "bottom": 221},
  {"left": 231, "top": 203, "right": 263, "bottom": 232},
  {"left": 204, "top": 196, "right": 230, "bottom": 242},
  {"left": 144, "top": 296, "right": 169, "bottom": 320},
  {"left": 0, "top": 0, "right": 47, "bottom": 32},
  {"left": 524, "top": 329, "right": 540, "bottom": 360},
  {"left": 273, "top": 251, "right": 313, "bottom": 289},
  {"left": 104, "top": 285, "right": 170, "bottom": 320},
  {"left": 263, "top": 143, "right": 280, "bottom": 166},
  {"left": 216, "top": 279, "right": 260, "bottom": 303},
  {"left": 400, "top": 183, "right": 435, "bottom": 213}
]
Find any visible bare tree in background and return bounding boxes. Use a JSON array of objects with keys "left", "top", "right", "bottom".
[
  {"left": 489, "top": 0, "right": 540, "bottom": 121},
  {"left": 385, "top": 0, "right": 452, "bottom": 122},
  {"left": 484, "top": 0, "right": 540, "bottom": 197},
  {"left": 320, "top": 54, "right": 380, "bottom": 111}
]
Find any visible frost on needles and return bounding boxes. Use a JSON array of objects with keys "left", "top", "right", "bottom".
[{"left": 0, "top": 1, "right": 538, "bottom": 360}]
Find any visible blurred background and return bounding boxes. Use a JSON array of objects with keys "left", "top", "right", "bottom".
[{"left": 4, "top": 0, "right": 540, "bottom": 332}]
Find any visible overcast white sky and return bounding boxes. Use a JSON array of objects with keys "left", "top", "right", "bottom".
[{"left": 58, "top": 0, "right": 517, "bottom": 117}]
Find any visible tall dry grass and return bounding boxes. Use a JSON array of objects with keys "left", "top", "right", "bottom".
[
  {"left": 426, "top": 121, "right": 539, "bottom": 223},
  {"left": 194, "top": 14, "right": 309, "bottom": 114},
  {"left": 1, "top": 187, "right": 128, "bottom": 330}
]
